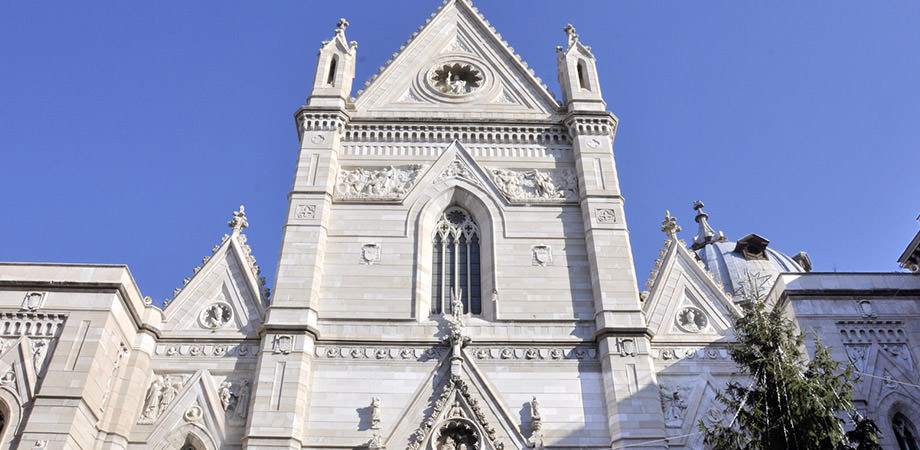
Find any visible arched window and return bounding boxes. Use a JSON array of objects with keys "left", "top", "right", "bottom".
[
  {"left": 431, "top": 206, "right": 481, "bottom": 315},
  {"left": 577, "top": 60, "right": 589, "bottom": 90},
  {"left": 326, "top": 55, "right": 338, "bottom": 86},
  {"left": 894, "top": 413, "right": 920, "bottom": 450}
]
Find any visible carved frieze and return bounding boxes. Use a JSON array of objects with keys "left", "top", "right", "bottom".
[
  {"left": 335, "top": 165, "right": 423, "bottom": 201},
  {"left": 472, "top": 346, "right": 596, "bottom": 361},
  {"left": 490, "top": 168, "right": 577, "bottom": 202},
  {"left": 437, "top": 158, "right": 479, "bottom": 185},
  {"left": 653, "top": 347, "right": 731, "bottom": 361},
  {"left": 316, "top": 346, "right": 443, "bottom": 361},
  {"left": 155, "top": 343, "right": 256, "bottom": 358}
]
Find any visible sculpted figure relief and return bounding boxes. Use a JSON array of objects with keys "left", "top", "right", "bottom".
[
  {"left": 490, "top": 168, "right": 577, "bottom": 202},
  {"left": 335, "top": 165, "right": 422, "bottom": 200},
  {"left": 659, "top": 384, "right": 691, "bottom": 428}
]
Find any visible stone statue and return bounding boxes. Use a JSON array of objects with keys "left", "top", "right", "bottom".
[
  {"left": 370, "top": 397, "right": 382, "bottom": 429},
  {"left": 660, "top": 385, "right": 689, "bottom": 428},
  {"left": 218, "top": 381, "right": 234, "bottom": 411},
  {"left": 142, "top": 375, "right": 165, "bottom": 420},
  {"left": 236, "top": 379, "right": 251, "bottom": 419},
  {"left": 160, "top": 377, "right": 180, "bottom": 413}
]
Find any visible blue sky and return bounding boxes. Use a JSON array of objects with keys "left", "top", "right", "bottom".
[{"left": 2, "top": 1, "right": 918, "bottom": 305}]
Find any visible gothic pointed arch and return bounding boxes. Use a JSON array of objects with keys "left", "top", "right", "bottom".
[
  {"left": 151, "top": 424, "right": 217, "bottom": 450},
  {"left": 411, "top": 185, "right": 501, "bottom": 321}
]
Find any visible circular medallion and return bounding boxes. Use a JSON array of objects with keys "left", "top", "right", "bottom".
[
  {"left": 199, "top": 302, "right": 233, "bottom": 329},
  {"left": 675, "top": 306, "right": 708, "bottom": 333},
  {"left": 416, "top": 54, "right": 497, "bottom": 104}
]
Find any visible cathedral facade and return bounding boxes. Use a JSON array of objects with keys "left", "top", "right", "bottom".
[{"left": 1, "top": 1, "right": 919, "bottom": 449}]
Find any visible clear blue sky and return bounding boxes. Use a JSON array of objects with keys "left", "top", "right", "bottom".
[{"left": 2, "top": 1, "right": 918, "bottom": 305}]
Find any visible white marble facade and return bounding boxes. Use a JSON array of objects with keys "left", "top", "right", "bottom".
[{"left": 1, "top": 1, "right": 919, "bottom": 449}]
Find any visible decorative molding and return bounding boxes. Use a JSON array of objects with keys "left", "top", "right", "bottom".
[
  {"left": 471, "top": 346, "right": 596, "bottom": 361},
  {"left": 652, "top": 347, "right": 731, "bottom": 361},
  {"left": 316, "top": 346, "right": 444, "bottom": 361},
  {"left": 837, "top": 320, "right": 907, "bottom": 344},
  {"left": 490, "top": 168, "right": 577, "bottom": 202},
  {"left": 154, "top": 343, "right": 256, "bottom": 358},
  {"left": 565, "top": 115, "right": 617, "bottom": 138},
  {"left": 335, "top": 165, "right": 423, "bottom": 201},
  {"left": 407, "top": 376, "right": 506, "bottom": 450},
  {"left": 0, "top": 312, "right": 67, "bottom": 338},
  {"left": 342, "top": 123, "right": 570, "bottom": 146}
]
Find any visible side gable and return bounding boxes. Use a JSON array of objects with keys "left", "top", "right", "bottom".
[
  {"left": 353, "top": 0, "right": 561, "bottom": 120},
  {"left": 643, "top": 237, "right": 739, "bottom": 343},
  {"left": 161, "top": 208, "right": 266, "bottom": 339}
]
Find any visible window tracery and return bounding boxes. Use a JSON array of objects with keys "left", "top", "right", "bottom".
[
  {"left": 894, "top": 413, "right": 920, "bottom": 450},
  {"left": 431, "top": 206, "right": 481, "bottom": 315}
]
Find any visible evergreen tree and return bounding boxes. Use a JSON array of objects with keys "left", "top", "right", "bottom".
[{"left": 701, "top": 273, "right": 881, "bottom": 450}]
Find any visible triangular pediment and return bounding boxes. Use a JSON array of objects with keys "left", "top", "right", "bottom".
[
  {"left": 406, "top": 141, "right": 504, "bottom": 204},
  {"left": 644, "top": 238, "right": 739, "bottom": 343},
  {"left": 161, "top": 231, "right": 265, "bottom": 338},
  {"left": 384, "top": 348, "right": 528, "bottom": 450},
  {"left": 134, "top": 370, "right": 249, "bottom": 446},
  {"left": 353, "top": 0, "right": 561, "bottom": 119},
  {"left": 0, "top": 337, "right": 40, "bottom": 404}
]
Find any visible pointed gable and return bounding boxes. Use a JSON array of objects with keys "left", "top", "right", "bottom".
[
  {"left": 643, "top": 234, "right": 739, "bottom": 343},
  {"left": 161, "top": 207, "right": 266, "bottom": 338},
  {"left": 354, "top": 0, "right": 561, "bottom": 120}
]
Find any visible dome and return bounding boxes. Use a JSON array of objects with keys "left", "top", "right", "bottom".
[{"left": 689, "top": 202, "right": 809, "bottom": 301}]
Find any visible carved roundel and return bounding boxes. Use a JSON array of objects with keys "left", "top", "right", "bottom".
[
  {"left": 675, "top": 306, "right": 708, "bottom": 333},
  {"left": 431, "top": 418, "right": 481, "bottom": 450},
  {"left": 199, "top": 302, "right": 233, "bottom": 329},
  {"left": 417, "top": 54, "right": 497, "bottom": 104}
]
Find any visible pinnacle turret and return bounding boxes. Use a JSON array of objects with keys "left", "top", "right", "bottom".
[{"left": 690, "top": 201, "right": 726, "bottom": 250}]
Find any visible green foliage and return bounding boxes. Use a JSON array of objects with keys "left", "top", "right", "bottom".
[{"left": 701, "top": 274, "right": 881, "bottom": 450}]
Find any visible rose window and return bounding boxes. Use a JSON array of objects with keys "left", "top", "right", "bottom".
[{"left": 431, "top": 63, "right": 483, "bottom": 95}]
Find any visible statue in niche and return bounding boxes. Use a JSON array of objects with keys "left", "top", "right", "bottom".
[
  {"left": 450, "top": 72, "right": 467, "bottom": 95},
  {"left": 236, "top": 379, "right": 251, "bottom": 419},
  {"left": 370, "top": 397, "right": 382, "bottom": 429}
]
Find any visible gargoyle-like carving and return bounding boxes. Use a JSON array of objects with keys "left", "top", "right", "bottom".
[
  {"left": 335, "top": 165, "right": 422, "bottom": 200},
  {"left": 490, "top": 168, "right": 577, "bottom": 202}
]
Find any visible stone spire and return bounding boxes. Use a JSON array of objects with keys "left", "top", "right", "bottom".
[
  {"left": 228, "top": 205, "right": 248, "bottom": 235},
  {"left": 691, "top": 201, "right": 725, "bottom": 250},
  {"left": 660, "top": 210, "right": 681, "bottom": 240}
]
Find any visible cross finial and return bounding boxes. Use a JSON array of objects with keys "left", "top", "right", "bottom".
[
  {"left": 691, "top": 200, "right": 726, "bottom": 250},
  {"left": 228, "top": 205, "right": 248, "bottom": 234},
  {"left": 336, "top": 18, "right": 349, "bottom": 32},
  {"left": 661, "top": 210, "right": 681, "bottom": 239},
  {"left": 564, "top": 24, "right": 577, "bottom": 37}
]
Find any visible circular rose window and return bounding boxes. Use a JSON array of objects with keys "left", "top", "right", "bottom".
[{"left": 430, "top": 63, "right": 483, "bottom": 96}]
